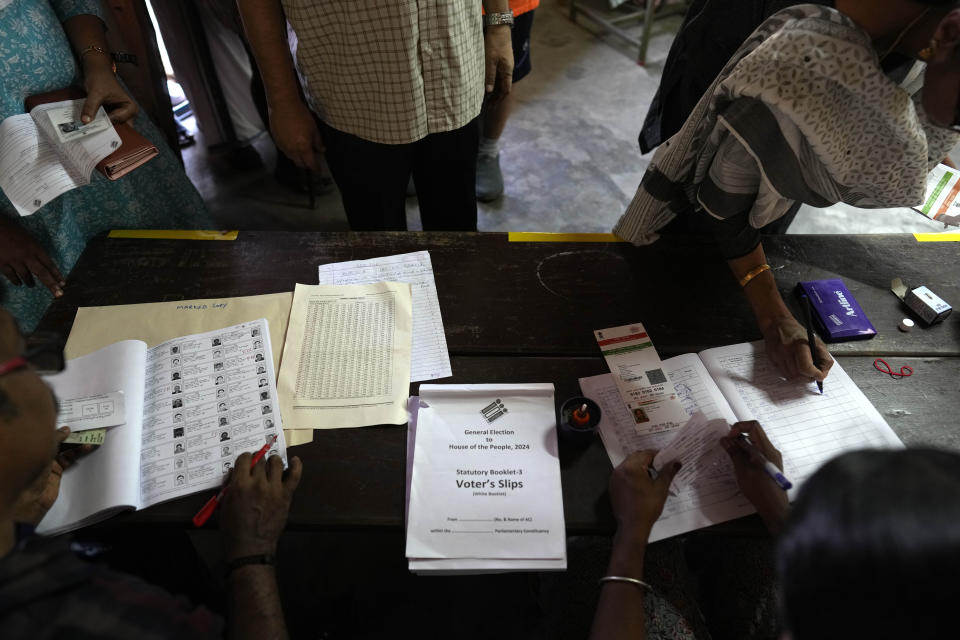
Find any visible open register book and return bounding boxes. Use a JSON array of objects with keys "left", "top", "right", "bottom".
[
  {"left": 38, "top": 319, "right": 287, "bottom": 535},
  {"left": 581, "top": 342, "right": 903, "bottom": 542}
]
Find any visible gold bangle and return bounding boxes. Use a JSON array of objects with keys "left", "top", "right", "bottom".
[
  {"left": 738, "top": 263, "right": 771, "bottom": 287},
  {"left": 80, "top": 45, "right": 108, "bottom": 62}
]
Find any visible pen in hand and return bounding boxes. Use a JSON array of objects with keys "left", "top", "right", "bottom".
[
  {"left": 801, "top": 294, "right": 824, "bottom": 394},
  {"left": 192, "top": 433, "right": 278, "bottom": 527},
  {"left": 738, "top": 434, "right": 792, "bottom": 491}
]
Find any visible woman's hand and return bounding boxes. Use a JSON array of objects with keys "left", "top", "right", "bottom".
[
  {"left": 82, "top": 66, "right": 137, "bottom": 125},
  {"left": 0, "top": 217, "right": 64, "bottom": 296},
  {"left": 720, "top": 421, "right": 790, "bottom": 534},
  {"left": 609, "top": 450, "right": 681, "bottom": 538},
  {"left": 759, "top": 312, "right": 833, "bottom": 382}
]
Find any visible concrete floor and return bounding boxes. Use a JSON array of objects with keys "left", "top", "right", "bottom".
[{"left": 183, "top": 0, "right": 958, "bottom": 236}]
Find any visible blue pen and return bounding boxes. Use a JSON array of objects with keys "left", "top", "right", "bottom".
[{"left": 738, "top": 434, "right": 792, "bottom": 491}]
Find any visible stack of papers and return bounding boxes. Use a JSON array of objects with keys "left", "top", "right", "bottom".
[
  {"left": 277, "top": 282, "right": 413, "bottom": 429},
  {"left": 318, "top": 251, "right": 452, "bottom": 382},
  {"left": 405, "top": 384, "right": 567, "bottom": 574}
]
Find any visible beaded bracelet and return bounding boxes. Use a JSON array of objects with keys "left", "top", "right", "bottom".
[{"left": 79, "top": 45, "right": 117, "bottom": 73}]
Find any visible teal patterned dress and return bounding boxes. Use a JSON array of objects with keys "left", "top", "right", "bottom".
[{"left": 0, "top": 0, "right": 212, "bottom": 331}]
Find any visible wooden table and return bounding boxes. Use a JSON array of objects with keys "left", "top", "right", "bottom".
[{"left": 37, "top": 232, "right": 960, "bottom": 533}]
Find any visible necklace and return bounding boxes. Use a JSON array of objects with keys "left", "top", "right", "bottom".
[{"left": 878, "top": 7, "right": 932, "bottom": 62}]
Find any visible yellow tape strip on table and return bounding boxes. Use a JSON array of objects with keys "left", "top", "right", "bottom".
[
  {"left": 508, "top": 232, "right": 625, "bottom": 243},
  {"left": 108, "top": 230, "right": 239, "bottom": 240},
  {"left": 914, "top": 233, "right": 960, "bottom": 242}
]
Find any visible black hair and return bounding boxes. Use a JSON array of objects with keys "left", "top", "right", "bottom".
[{"left": 777, "top": 449, "right": 960, "bottom": 640}]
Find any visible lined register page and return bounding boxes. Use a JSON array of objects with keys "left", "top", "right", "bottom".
[
  {"left": 318, "top": 251, "right": 451, "bottom": 382},
  {"left": 278, "top": 283, "right": 412, "bottom": 429},
  {"left": 699, "top": 342, "right": 903, "bottom": 497}
]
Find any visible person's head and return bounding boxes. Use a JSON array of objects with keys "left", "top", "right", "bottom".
[
  {"left": 777, "top": 449, "right": 960, "bottom": 640},
  {"left": 0, "top": 312, "right": 60, "bottom": 530}
]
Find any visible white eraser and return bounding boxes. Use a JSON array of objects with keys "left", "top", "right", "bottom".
[{"left": 898, "top": 318, "right": 915, "bottom": 332}]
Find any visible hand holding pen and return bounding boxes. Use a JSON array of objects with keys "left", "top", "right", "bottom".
[
  {"left": 193, "top": 434, "right": 302, "bottom": 533},
  {"left": 720, "top": 421, "right": 791, "bottom": 534},
  {"left": 801, "top": 294, "right": 824, "bottom": 394}
]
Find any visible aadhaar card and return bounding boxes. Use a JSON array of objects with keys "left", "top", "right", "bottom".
[
  {"left": 57, "top": 391, "right": 125, "bottom": 431},
  {"left": 594, "top": 323, "right": 688, "bottom": 435}
]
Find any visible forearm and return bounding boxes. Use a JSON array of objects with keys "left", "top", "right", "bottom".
[
  {"left": 482, "top": 0, "right": 511, "bottom": 13},
  {"left": 589, "top": 528, "right": 649, "bottom": 640},
  {"left": 727, "top": 243, "right": 792, "bottom": 329},
  {"left": 236, "top": 0, "right": 303, "bottom": 106},
  {"left": 227, "top": 565, "right": 288, "bottom": 640},
  {"left": 63, "top": 14, "right": 113, "bottom": 76}
]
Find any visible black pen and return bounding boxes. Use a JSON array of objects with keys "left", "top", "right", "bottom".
[{"left": 801, "top": 294, "right": 823, "bottom": 394}]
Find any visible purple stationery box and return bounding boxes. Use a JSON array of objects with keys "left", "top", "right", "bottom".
[{"left": 795, "top": 279, "right": 877, "bottom": 342}]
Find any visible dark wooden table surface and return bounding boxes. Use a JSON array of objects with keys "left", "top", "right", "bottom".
[{"left": 37, "top": 232, "right": 960, "bottom": 533}]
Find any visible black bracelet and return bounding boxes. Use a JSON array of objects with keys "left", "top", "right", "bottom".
[{"left": 224, "top": 553, "right": 276, "bottom": 577}]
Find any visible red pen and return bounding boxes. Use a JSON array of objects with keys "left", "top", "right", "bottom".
[{"left": 192, "top": 433, "right": 279, "bottom": 527}]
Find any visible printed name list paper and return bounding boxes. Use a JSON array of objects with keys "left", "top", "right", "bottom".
[
  {"left": 405, "top": 384, "right": 566, "bottom": 560},
  {"left": 277, "top": 283, "right": 413, "bottom": 429},
  {"left": 317, "top": 251, "right": 452, "bottom": 382},
  {"left": 595, "top": 323, "right": 688, "bottom": 435}
]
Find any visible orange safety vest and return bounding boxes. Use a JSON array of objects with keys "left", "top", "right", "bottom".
[
  {"left": 483, "top": 0, "right": 539, "bottom": 18},
  {"left": 510, "top": 0, "right": 539, "bottom": 16}
]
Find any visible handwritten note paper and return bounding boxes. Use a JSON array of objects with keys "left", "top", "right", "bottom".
[
  {"left": 653, "top": 411, "right": 730, "bottom": 494},
  {"left": 318, "top": 251, "right": 452, "bottom": 382}
]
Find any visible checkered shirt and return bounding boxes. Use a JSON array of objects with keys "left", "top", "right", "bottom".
[{"left": 282, "top": 0, "right": 485, "bottom": 145}]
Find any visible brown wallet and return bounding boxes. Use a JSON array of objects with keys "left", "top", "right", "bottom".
[{"left": 25, "top": 87, "right": 158, "bottom": 180}]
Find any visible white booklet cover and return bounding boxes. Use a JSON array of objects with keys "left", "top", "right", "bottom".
[{"left": 405, "top": 384, "right": 566, "bottom": 564}]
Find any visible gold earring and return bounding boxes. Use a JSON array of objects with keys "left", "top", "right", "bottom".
[{"left": 920, "top": 38, "right": 939, "bottom": 61}]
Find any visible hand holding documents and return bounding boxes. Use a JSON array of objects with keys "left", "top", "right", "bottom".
[
  {"left": 584, "top": 341, "right": 903, "bottom": 542},
  {"left": 277, "top": 283, "right": 413, "bottom": 429},
  {"left": 406, "top": 384, "right": 567, "bottom": 574},
  {"left": 915, "top": 163, "right": 960, "bottom": 227},
  {"left": 652, "top": 412, "right": 730, "bottom": 494},
  {"left": 39, "top": 319, "right": 287, "bottom": 535},
  {"left": 0, "top": 99, "right": 121, "bottom": 216}
]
